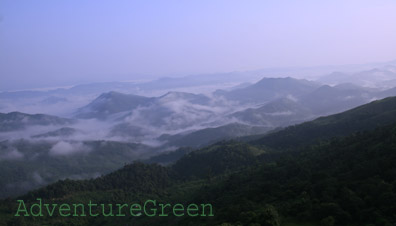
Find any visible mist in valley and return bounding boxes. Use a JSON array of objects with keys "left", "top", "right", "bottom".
[
  {"left": 1, "top": 0, "right": 396, "bottom": 201},
  {"left": 2, "top": 63, "right": 396, "bottom": 197}
]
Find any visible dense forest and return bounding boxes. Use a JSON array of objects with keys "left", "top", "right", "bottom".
[{"left": 1, "top": 97, "right": 396, "bottom": 226}]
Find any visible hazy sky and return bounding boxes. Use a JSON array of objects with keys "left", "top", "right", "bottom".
[{"left": 1, "top": 0, "right": 396, "bottom": 91}]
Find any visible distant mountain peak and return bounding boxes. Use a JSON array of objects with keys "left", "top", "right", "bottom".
[
  {"left": 158, "top": 91, "right": 210, "bottom": 105},
  {"left": 75, "top": 92, "right": 152, "bottom": 119},
  {"left": 255, "top": 76, "right": 295, "bottom": 84},
  {"left": 161, "top": 91, "right": 190, "bottom": 97},
  {"left": 215, "top": 76, "right": 319, "bottom": 104},
  {"left": 97, "top": 91, "right": 134, "bottom": 99},
  {"left": 0, "top": 112, "right": 73, "bottom": 132}
]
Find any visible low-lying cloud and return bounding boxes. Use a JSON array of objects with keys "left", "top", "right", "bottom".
[
  {"left": 49, "top": 141, "right": 91, "bottom": 156},
  {"left": 0, "top": 147, "right": 24, "bottom": 160}
]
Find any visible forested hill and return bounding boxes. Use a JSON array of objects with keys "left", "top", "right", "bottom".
[
  {"left": 251, "top": 96, "right": 396, "bottom": 149},
  {"left": 2, "top": 97, "right": 396, "bottom": 225}
]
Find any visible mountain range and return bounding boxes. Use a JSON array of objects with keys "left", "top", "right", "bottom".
[
  {"left": 2, "top": 95, "right": 396, "bottom": 225},
  {"left": 1, "top": 71, "right": 396, "bottom": 201}
]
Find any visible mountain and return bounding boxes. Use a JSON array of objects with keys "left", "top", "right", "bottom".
[
  {"left": 317, "top": 71, "right": 349, "bottom": 85},
  {"left": 175, "top": 123, "right": 396, "bottom": 226},
  {"left": 81, "top": 81, "right": 396, "bottom": 148},
  {"left": 252, "top": 96, "right": 396, "bottom": 149},
  {"left": 299, "top": 84, "right": 373, "bottom": 115},
  {"left": 224, "top": 83, "right": 379, "bottom": 129},
  {"left": 97, "top": 91, "right": 230, "bottom": 137},
  {"left": 75, "top": 91, "right": 153, "bottom": 119},
  {"left": 318, "top": 66, "right": 396, "bottom": 88},
  {"left": 171, "top": 141, "right": 265, "bottom": 180},
  {"left": 159, "top": 95, "right": 396, "bottom": 161},
  {"left": 0, "top": 112, "right": 73, "bottom": 132},
  {"left": 40, "top": 96, "right": 68, "bottom": 105},
  {"left": 354, "top": 68, "right": 396, "bottom": 87},
  {"left": 0, "top": 139, "right": 155, "bottom": 198},
  {"left": 229, "top": 97, "right": 314, "bottom": 127},
  {"left": 75, "top": 91, "right": 213, "bottom": 121},
  {"left": 214, "top": 77, "right": 319, "bottom": 104},
  {"left": 0, "top": 82, "right": 140, "bottom": 100},
  {"left": 144, "top": 147, "right": 194, "bottom": 165},
  {"left": 378, "top": 87, "right": 396, "bottom": 98},
  {"left": 157, "top": 91, "right": 211, "bottom": 105},
  {"left": 3, "top": 109, "right": 396, "bottom": 225},
  {"left": 31, "top": 127, "right": 77, "bottom": 138},
  {"left": 108, "top": 123, "right": 149, "bottom": 140},
  {"left": 159, "top": 123, "right": 271, "bottom": 148}
]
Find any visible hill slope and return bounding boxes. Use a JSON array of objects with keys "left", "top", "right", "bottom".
[
  {"left": 252, "top": 96, "right": 396, "bottom": 149},
  {"left": 0, "top": 112, "right": 73, "bottom": 132},
  {"left": 3, "top": 122, "right": 396, "bottom": 225},
  {"left": 215, "top": 77, "right": 319, "bottom": 104},
  {"left": 3, "top": 97, "right": 396, "bottom": 225}
]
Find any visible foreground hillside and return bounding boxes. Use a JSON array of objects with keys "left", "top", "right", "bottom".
[
  {"left": 1, "top": 97, "right": 396, "bottom": 225},
  {"left": 252, "top": 96, "right": 396, "bottom": 149}
]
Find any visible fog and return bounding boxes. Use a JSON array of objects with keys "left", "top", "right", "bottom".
[
  {"left": 49, "top": 141, "right": 92, "bottom": 156},
  {"left": 1, "top": 0, "right": 396, "bottom": 199}
]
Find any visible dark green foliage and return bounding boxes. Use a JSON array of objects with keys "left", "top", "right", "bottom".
[
  {"left": 20, "top": 162, "right": 172, "bottom": 201},
  {"left": 3, "top": 124, "right": 396, "bottom": 225},
  {"left": 3, "top": 97, "right": 396, "bottom": 225},
  {"left": 252, "top": 96, "right": 396, "bottom": 149},
  {"left": 172, "top": 141, "right": 265, "bottom": 180},
  {"left": 144, "top": 147, "right": 195, "bottom": 165},
  {"left": 161, "top": 123, "right": 271, "bottom": 148},
  {"left": 0, "top": 139, "right": 154, "bottom": 198}
]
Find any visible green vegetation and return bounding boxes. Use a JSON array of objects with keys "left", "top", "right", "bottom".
[
  {"left": 252, "top": 96, "right": 396, "bottom": 149},
  {"left": 2, "top": 97, "right": 396, "bottom": 225},
  {"left": 0, "top": 140, "right": 155, "bottom": 198}
]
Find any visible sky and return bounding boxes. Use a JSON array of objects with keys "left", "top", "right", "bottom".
[{"left": 1, "top": 0, "right": 396, "bottom": 91}]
